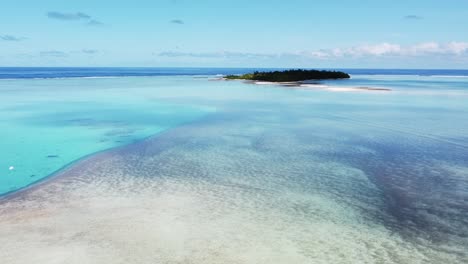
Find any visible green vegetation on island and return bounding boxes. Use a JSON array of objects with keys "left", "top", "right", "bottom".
[{"left": 225, "top": 69, "right": 350, "bottom": 82}]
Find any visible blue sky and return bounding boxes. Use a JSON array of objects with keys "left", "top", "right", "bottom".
[{"left": 1, "top": 0, "right": 468, "bottom": 68}]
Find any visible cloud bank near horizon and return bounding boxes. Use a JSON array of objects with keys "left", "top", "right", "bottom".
[{"left": 158, "top": 42, "right": 468, "bottom": 60}]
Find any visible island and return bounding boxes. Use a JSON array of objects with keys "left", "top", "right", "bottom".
[{"left": 224, "top": 69, "right": 350, "bottom": 82}]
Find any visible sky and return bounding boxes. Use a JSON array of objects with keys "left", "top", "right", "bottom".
[{"left": 1, "top": 0, "right": 468, "bottom": 68}]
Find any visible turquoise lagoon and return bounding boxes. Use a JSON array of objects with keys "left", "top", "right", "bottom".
[
  {"left": 0, "top": 77, "right": 213, "bottom": 194},
  {"left": 0, "top": 69, "right": 467, "bottom": 263}
]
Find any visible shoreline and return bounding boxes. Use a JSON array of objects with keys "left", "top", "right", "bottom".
[
  {"left": 0, "top": 115, "right": 213, "bottom": 202},
  {"left": 219, "top": 78, "right": 392, "bottom": 92},
  {"left": 0, "top": 143, "right": 118, "bottom": 201}
]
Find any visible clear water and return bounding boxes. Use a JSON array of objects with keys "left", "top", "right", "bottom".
[
  {"left": 0, "top": 68, "right": 467, "bottom": 263},
  {"left": 0, "top": 77, "right": 213, "bottom": 194}
]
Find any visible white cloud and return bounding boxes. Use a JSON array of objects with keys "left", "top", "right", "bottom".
[
  {"left": 309, "top": 50, "right": 330, "bottom": 58},
  {"left": 156, "top": 41, "right": 468, "bottom": 65},
  {"left": 408, "top": 42, "right": 440, "bottom": 55},
  {"left": 446, "top": 42, "right": 468, "bottom": 55},
  {"left": 307, "top": 41, "right": 468, "bottom": 58},
  {"left": 40, "top": 50, "right": 68, "bottom": 57},
  {"left": 158, "top": 51, "right": 277, "bottom": 59},
  {"left": 351, "top": 43, "right": 401, "bottom": 56},
  {"left": 47, "top": 11, "right": 104, "bottom": 26},
  {"left": 404, "top": 15, "right": 423, "bottom": 20},
  {"left": 0, "top": 35, "right": 26, "bottom": 41},
  {"left": 47, "top": 12, "right": 91, "bottom": 21}
]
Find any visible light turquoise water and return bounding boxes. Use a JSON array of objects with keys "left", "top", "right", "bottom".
[
  {"left": 0, "top": 77, "right": 213, "bottom": 194},
  {"left": 0, "top": 73, "right": 467, "bottom": 263}
]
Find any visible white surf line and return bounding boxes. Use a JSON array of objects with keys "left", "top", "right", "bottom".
[{"left": 326, "top": 114, "right": 468, "bottom": 150}]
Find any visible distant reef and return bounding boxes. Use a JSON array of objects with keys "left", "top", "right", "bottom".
[{"left": 225, "top": 69, "right": 350, "bottom": 82}]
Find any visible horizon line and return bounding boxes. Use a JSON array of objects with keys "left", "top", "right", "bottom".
[{"left": 0, "top": 66, "right": 468, "bottom": 70}]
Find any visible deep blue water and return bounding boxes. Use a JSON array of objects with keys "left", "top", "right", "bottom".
[{"left": 0, "top": 67, "right": 467, "bottom": 79}]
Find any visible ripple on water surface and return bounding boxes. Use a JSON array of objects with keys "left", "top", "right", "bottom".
[{"left": 1, "top": 75, "right": 467, "bottom": 263}]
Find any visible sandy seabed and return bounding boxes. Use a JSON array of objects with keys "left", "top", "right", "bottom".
[
  {"left": 2, "top": 75, "right": 468, "bottom": 264},
  {"left": 1, "top": 112, "right": 466, "bottom": 264}
]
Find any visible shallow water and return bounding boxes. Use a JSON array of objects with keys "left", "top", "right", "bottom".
[
  {"left": 0, "top": 77, "right": 213, "bottom": 194},
  {"left": 0, "top": 71, "right": 467, "bottom": 263}
]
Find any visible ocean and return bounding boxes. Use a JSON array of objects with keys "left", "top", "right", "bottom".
[{"left": 0, "top": 67, "right": 467, "bottom": 263}]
